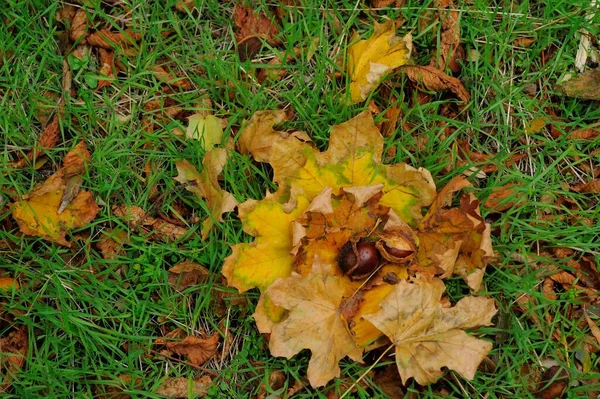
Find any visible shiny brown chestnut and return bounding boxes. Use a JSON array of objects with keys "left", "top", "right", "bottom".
[{"left": 338, "top": 241, "right": 380, "bottom": 280}]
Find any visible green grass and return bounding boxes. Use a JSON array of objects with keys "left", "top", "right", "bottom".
[{"left": 1, "top": 0, "right": 600, "bottom": 397}]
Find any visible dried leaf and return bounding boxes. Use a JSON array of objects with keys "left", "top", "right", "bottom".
[
  {"left": 153, "top": 65, "right": 192, "bottom": 90},
  {"left": 164, "top": 333, "right": 219, "bottom": 367},
  {"left": 572, "top": 179, "right": 600, "bottom": 193},
  {"left": 485, "top": 184, "right": 527, "bottom": 212},
  {"left": 168, "top": 261, "right": 210, "bottom": 290},
  {"left": 11, "top": 142, "right": 99, "bottom": 246},
  {"left": 174, "top": 149, "right": 238, "bottom": 239},
  {"left": 268, "top": 261, "right": 363, "bottom": 387},
  {"left": 112, "top": 205, "right": 188, "bottom": 242},
  {"left": 233, "top": 4, "right": 281, "bottom": 61},
  {"left": 70, "top": 8, "right": 88, "bottom": 42},
  {"left": 347, "top": 20, "right": 412, "bottom": 103},
  {"left": 513, "top": 37, "right": 537, "bottom": 48},
  {"left": 399, "top": 65, "right": 470, "bottom": 102},
  {"left": 365, "top": 278, "right": 496, "bottom": 385},
  {"left": 568, "top": 126, "right": 600, "bottom": 140},
  {"left": 86, "top": 28, "right": 141, "bottom": 50},
  {"left": 534, "top": 366, "right": 569, "bottom": 399},
  {"left": 155, "top": 376, "right": 212, "bottom": 398},
  {"left": 0, "top": 326, "right": 27, "bottom": 393},
  {"left": 12, "top": 114, "right": 60, "bottom": 168},
  {"left": 558, "top": 68, "right": 600, "bottom": 100},
  {"left": 96, "top": 228, "right": 128, "bottom": 259},
  {"left": 430, "top": 0, "right": 461, "bottom": 72}
]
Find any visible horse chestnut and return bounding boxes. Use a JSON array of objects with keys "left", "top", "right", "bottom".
[{"left": 338, "top": 241, "right": 380, "bottom": 280}]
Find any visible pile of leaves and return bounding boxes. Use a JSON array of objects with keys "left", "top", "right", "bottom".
[{"left": 222, "top": 110, "right": 496, "bottom": 387}]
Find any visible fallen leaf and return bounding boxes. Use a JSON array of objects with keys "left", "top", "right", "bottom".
[
  {"left": 572, "top": 179, "right": 600, "bottom": 193},
  {"left": 534, "top": 366, "right": 569, "bottom": 399},
  {"left": 567, "top": 126, "right": 600, "bottom": 140},
  {"left": 11, "top": 142, "right": 100, "bottom": 246},
  {"left": 168, "top": 261, "right": 211, "bottom": 290},
  {"left": 70, "top": 8, "right": 88, "bottom": 43},
  {"left": 558, "top": 68, "right": 600, "bottom": 100},
  {"left": 0, "top": 326, "right": 27, "bottom": 393},
  {"left": 347, "top": 20, "right": 412, "bottom": 103},
  {"left": 185, "top": 113, "right": 224, "bottom": 149},
  {"left": 112, "top": 205, "right": 188, "bottom": 242},
  {"left": 430, "top": 0, "right": 461, "bottom": 72},
  {"left": 86, "top": 28, "right": 141, "bottom": 50},
  {"left": 485, "top": 183, "right": 527, "bottom": 212},
  {"left": 96, "top": 228, "right": 128, "bottom": 259},
  {"left": 0, "top": 277, "right": 18, "bottom": 291},
  {"left": 416, "top": 177, "right": 491, "bottom": 290},
  {"left": 365, "top": 277, "right": 496, "bottom": 385},
  {"left": 268, "top": 261, "right": 363, "bottom": 388},
  {"left": 513, "top": 37, "right": 537, "bottom": 48},
  {"left": 163, "top": 333, "right": 219, "bottom": 367},
  {"left": 155, "top": 375, "right": 212, "bottom": 398},
  {"left": 371, "top": 0, "right": 406, "bottom": 7},
  {"left": 97, "top": 48, "right": 117, "bottom": 89},
  {"left": 153, "top": 65, "right": 192, "bottom": 90},
  {"left": 399, "top": 65, "right": 470, "bottom": 102},
  {"left": 12, "top": 114, "right": 60, "bottom": 168},
  {"left": 233, "top": 4, "right": 281, "bottom": 61},
  {"left": 525, "top": 118, "right": 547, "bottom": 134},
  {"left": 174, "top": 149, "right": 238, "bottom": 239}
]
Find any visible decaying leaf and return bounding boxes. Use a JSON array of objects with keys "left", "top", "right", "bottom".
[
  {"left": 233, "top": 4, "right": 281, "bottom": 61},
  {"left": 168, "top": 261, "right": 211, "bottom": 290},
  {"left": 86, "top": 28, "right": 141, "bottom": 50},
  {"left": 161, "top": 333, "right": 219, "bottom": 367},
  {"left": 558, "top": 68, "right": 600, "bottom": 100},
  {"left": 399, "top": 65, "right": 470, "bottom": 102},
  {"left": 224, "top": 111, "right": 494, "bottom": 388},
  {"left": 11, "top": 142, "right": 100, "bottom": 246},
  {"left": 430, "top": 0, "right": 461, "bottom": 73},
  {"left": 417, "top": 176, "right": 491, "bottom": 290},
  {"left": 485, "top": 183, "right": 527, "bottom": 212},
  {"left": 112, "top": 205, "right": 188, "bottom": 242},
  {"left": 174, "top": 149, "right": 238, "bottom": 239},
  {"left": 365, "top": 277, "right": 496, "bottom": 385},
  {"left": 0, "top": 326, "right": 28, "bottom": 393},
  {"left": 0, "top": 277, "right": 19, "bottom": 291},
  {"left": 12, "top": 114, "right": 60, "bottom": 168},
  {"left": 268, "top": 261, "right": 363, "bottom": 387},
  {"left": 347, "top": 20, "right": 412, "bottom": 104},
  {"left": 155, "top": 375, "right": 212, "bottom": 398}
]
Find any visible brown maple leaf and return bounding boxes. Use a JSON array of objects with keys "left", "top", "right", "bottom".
[
  {"left": 268, "top": 261, "right": 363, "bottom": 387},
  {"left": 233, "top": 4, "right": 281, "bottom": 61},
  {"left": 365, "top": 277, "right": 496, "bottom": 385}
]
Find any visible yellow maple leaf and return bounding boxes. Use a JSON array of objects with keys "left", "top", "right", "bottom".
[
  {"left": 174, "top": 148, "right": 238, "bottom": 240},
  {"left": 365, "top": 277, "right": 496, "bottom": 385},
  {"left": 11, "top": 142, "right": 100, "bottom": 246},
  {"left": 347, "top": 20, "right": 412, "bottom": 104},
  {"left": 268, "top": 261, "right": 363, "bottom": 388}
]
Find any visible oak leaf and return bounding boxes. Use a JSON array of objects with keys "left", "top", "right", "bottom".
[
  {"left": 11, "top": 142, "right": 100, "bottom": 246},
  {"left": 174, "top": 148, "right": 238, "bottom": 239},
  {"left": 365, "top": 277, "right": 496, "bottom": 385},
  {"left": 347, "top": 20, "right": 412, "bottom": 103},
  {"left": 268, "top": 261, "right": 362, "bottom": 387}
]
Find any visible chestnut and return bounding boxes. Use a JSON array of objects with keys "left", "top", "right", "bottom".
[{"left": 338, "top": 241, "right": 380, "bottom": 280}]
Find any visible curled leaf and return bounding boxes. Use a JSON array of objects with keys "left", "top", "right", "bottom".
[{"left": 347, "top": 20, "right": 412, "bottom": 104}]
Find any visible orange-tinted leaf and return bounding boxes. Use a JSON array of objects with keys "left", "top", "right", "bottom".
[
  {"left": 365, "top": 277, "right": 496, "bottom": 385},
  {"left": 168, "top": 261, "right": 211, "bottom": 290},
  {"left": 485, "top": 183, "right": 527, "bottom": 211},
  {"left": 0, "top": 277, "right": 18, "bottom": 291},
  {"left": 112, "top": 205, "right": 188, "bottom": 242},
  {"left": 233, "top": 4, "right": 281, "bottom": 61},
  {"left": 268, "top": 261, "right": 363, "bottom": 387},
  {"left": 11, "top": 142, "right": 99, "bottom": 246},
  {"left": 399, "top": 65, "right": 470, "bottom": 102},
  {"left": 164, "top": 333, "right": 219, "bottom": 366}
]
